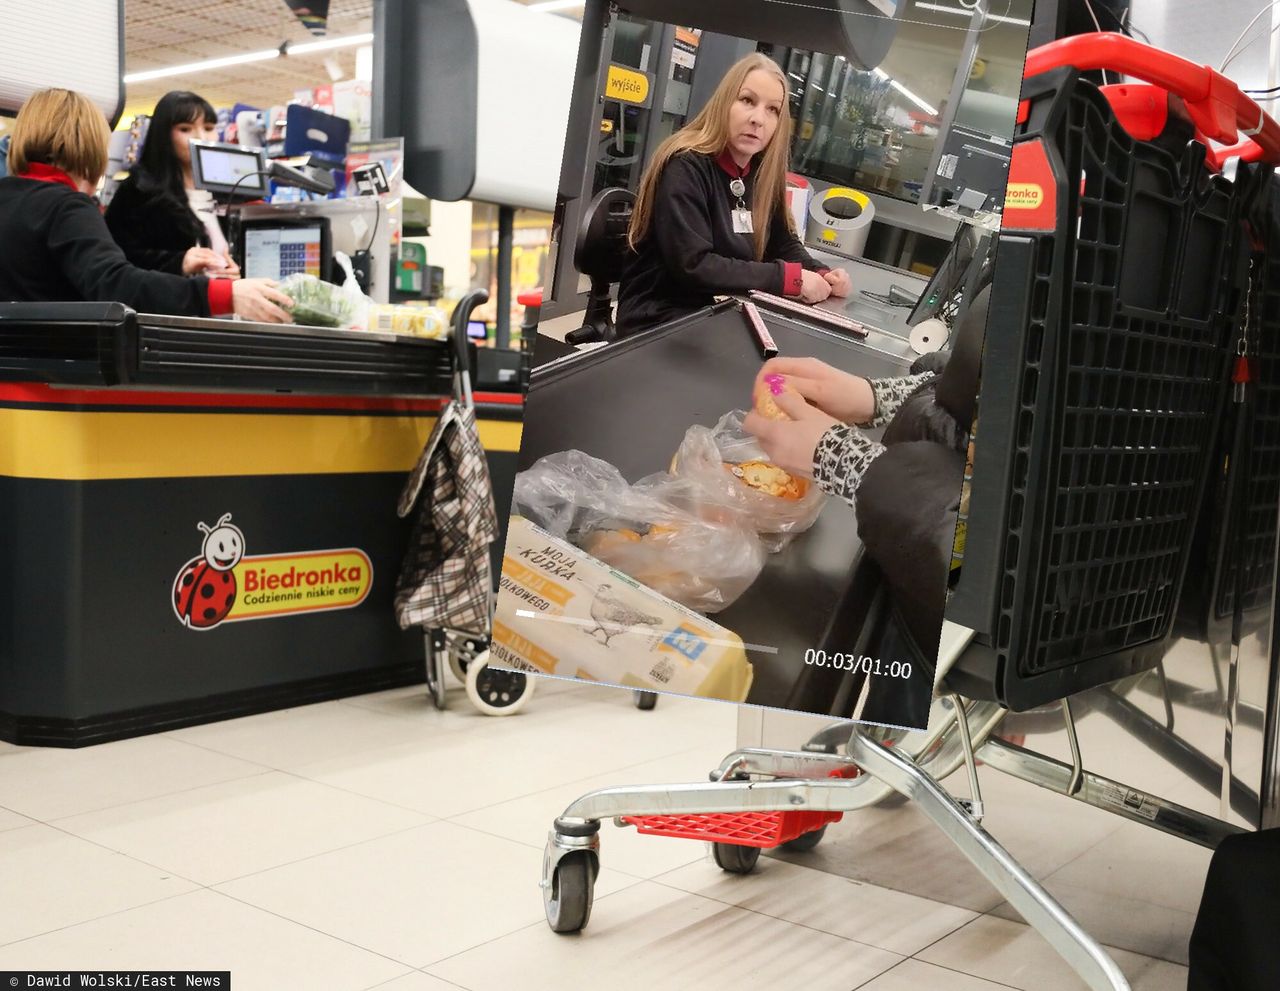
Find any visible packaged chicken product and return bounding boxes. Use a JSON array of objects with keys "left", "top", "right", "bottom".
[{"left": 492, "top": 515, "right": 754, "bottom": 702}]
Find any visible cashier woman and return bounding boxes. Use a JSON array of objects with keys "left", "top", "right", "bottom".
[
  {"left": 616, "top": 53, "right": 852, "bottom": 335},
  {"left": 0, "top": 89, "right": 291, "bottom": 323}
]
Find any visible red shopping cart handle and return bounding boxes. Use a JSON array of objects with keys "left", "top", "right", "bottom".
[
  {"left": 1024, "top": 32, "right": 1280, "bottom": 167},
  {"left": 517, "top": 289, "right": 544, "bottom": 308}
]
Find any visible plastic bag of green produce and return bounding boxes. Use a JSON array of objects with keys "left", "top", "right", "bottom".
[{"left": 279, "top": 273, "right": 361, "bottom": 329}]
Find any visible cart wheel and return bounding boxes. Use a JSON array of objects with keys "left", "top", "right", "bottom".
[
  {"left": 779, "top": 826, "right": 827, "bottom": 853},
  {"left": 424, "top": 635, "right": 447, "bottom": 710},
  {"left": 448, "top": 652, "right": 468, "bottom": 685},
  {"left": 465, "top": 651, "right": 535, "bottom": 716},
  {"left": 545, "top": 852, "right": 596, "bottom": 933},
  {"left": 633, "top": 690, "right": 657, "bottom": 710},
  {"left": 712, "top": 842, "right": 761, "bottom": 874}
]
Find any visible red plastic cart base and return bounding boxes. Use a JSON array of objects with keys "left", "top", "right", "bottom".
[
  {"left": 622, "top": 764, "right": 862, "bottom": 848},
  {"left": 621, "top": 809, "right": 844, "bottom": 848}
]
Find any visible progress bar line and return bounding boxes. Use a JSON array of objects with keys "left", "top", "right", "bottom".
[{"left": 511, "top": 609, "right": 779, "bottom": 655}]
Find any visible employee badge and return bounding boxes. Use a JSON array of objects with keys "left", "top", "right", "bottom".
[{"left": 732, "top": 207, "right": 754, "bottom": 234}]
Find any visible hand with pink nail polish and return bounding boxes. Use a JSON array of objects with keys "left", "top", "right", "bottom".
[{"left": 750, "top": 357, "right": 876, "bottom": 426}]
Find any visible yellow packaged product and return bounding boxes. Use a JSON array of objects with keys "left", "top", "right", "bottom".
[
  {"left": 367, "top": 304, "right": 448, "bottom": 339},
  {"left": 491, "top": 516, "right": 754, "bottom": 702}
]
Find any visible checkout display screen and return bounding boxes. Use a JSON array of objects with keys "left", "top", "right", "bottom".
[
  {"left": 244, "top": 226, "right": 324, "bottom": 280},
  {"left": 194, "top": 145, "right": 266, "bottom": 195}
]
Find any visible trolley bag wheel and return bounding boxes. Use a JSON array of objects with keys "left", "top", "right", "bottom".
[
  {"left": 448, "top": 652, "right": 468, "bottom": 685},
  {"left": 545, "top": 851, "right": 597, "bottom": 933},
  {"left": 424, "top": 633, "right": 448, "bottom": 710},
  {"left": 712, "top": 842, "right": 761, "bottom": 874},
  {"left": 633, "top": 690, "right": 658, "bottom": 710},
  {"left": 465, "top": 650, "right": 535, "bottom": 716},
  {"left": 779, "top": 826, "right": 827, "bottom": 853}
]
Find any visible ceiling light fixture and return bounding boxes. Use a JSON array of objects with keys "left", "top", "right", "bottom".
[
  {"left": 871, "top": 67, "right": 938, "bottom": 115},
  {"left": 913, "top": 2, "right": 1031, "bottom": 26},
  {"left": 123, "top": 31, "right": 373, "bottom": 83},
  {"left": 527, "top": 0, "right": 585, "bottom": 10}
]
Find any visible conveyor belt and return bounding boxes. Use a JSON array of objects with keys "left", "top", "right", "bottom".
[{"left": 518, "top": 300, "right": 911, "bottom": 706}]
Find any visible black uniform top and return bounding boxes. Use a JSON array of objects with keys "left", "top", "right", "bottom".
[
  {"left": 616, "top": 149, "right": 825, "bottom": 336},
  {"left": 105, "top": 171, "right": 208, "bottom": 275},
  {"left": 0, "top": 166, "right": 225, "bottom": 317}
]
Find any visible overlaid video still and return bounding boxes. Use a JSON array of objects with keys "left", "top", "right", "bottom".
[{"left": 491, "top": 0, "right": 1032, "bottom": 727}]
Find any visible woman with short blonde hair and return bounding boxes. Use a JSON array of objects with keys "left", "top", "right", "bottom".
[
  {"left": 0, "top": 88, "right": 289, "bottom": 322},
  {"left": 616, "top": 53, "right": 852, "bottom": 336},
  {"left": 6, "top": 87, "right": 112, "bottom": 187}
]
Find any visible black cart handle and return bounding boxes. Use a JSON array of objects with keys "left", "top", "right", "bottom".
[{"left": 449, "top": 288, "right": 489, "bottom": 376}]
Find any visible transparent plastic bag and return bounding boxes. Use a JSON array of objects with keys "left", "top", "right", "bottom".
[
  {"left": 513, "top": 450, "right": 766, "bottom": 613},
  {"left": 279, "top": 273, "right": 357, "bottom": 329},
  {"left": 669, "top": 410, "right": 827, "bottom": 552}
]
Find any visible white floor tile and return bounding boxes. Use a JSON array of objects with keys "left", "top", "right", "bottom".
[
  {"left": 0, "top": 736, "right": 268, "bottom": 821},
  {"left": 0, "top": 805, "right": 34, "bottom": 832},
  {"left": 1045, "top": 821, "right": 1212, "bottom": 916},
  {"left": 448, "top": 747, "right": 737, "bottom": 880},
  {"left": 366, "top": 973, "right": 468, "bottom": 991},
  {"left": 987, "top": 878, "right": 1198, "bottom": 966},
  {"left": 166, "top": 699, "right": 480, "bottom": 772},
  {"left": 427, "top": 881, "right": 904, "bottom": 991},
  {"left": 854, "top": 958, "right": 1017, "bottom": 990},
  {"left": 217, "top": 821, "right": 638, "bottom": 968},
  {"left": 0, "top": 889, "right": 408, "bottom": 991},
  {"left": 0, "top": 825, "right": 197, "bottom": 946},
  {"left": 55, "top": 772, "right": 432, "bottom": 885},
  {"left": 917, "top": 915, "right": 1190, "bottom": 991},
  {"left": 290, "top": 692, "right": 736, "bottom": 819},
  {"left": 657, "top": 856, "right": 977, "bottom": 956}
]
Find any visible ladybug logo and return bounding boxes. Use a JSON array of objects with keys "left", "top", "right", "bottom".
[{"left": 173, "top": 513, "right": 245, "bottom": 630}]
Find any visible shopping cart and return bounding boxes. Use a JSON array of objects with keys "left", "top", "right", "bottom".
[
  {"left": 396, "top": 289, "right": 536, "bottom": 716},
  {"left": 536, "top": 33, "right": 1280, "bottom": 989}
]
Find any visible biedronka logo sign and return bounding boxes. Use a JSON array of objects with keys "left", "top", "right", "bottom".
[{"left": 172, "top": 513, "right": 372, "bottom": 631}]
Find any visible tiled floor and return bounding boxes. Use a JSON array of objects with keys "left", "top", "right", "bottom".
[{"left": 0, "top": 678, "right": 1196, "bottom": 990}]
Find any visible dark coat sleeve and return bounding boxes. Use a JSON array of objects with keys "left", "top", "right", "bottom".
[
  {"left": 51, "top": 192, "right": 213, "bottom": 316},
  {"left": 104, "top": 177, "right": 200, "bottom": 275},
  {"left": 651, "top": 156, "right": 787, "bottom": 295},
  {"left": 764, "top": 206, "right": 824, "bottom": 270}
]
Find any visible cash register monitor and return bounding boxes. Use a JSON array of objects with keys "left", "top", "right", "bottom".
[
  {"left": 240, "top": 218, "right": 333, "bottom": 283},
  {"left": 190, "top": 141, "right": 268, "bottom": 198}
]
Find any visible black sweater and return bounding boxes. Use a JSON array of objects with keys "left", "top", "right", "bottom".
[
  {"left": 0, "top": 175, "right": 216, "bottom": 316},
  {"left": 616, "top": 150, "right": 824, "bottom": 335},
  {"left": 104, "top": 172, "right": 207, "bottom": 275}
]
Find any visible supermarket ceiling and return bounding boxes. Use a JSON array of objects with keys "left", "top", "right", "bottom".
[{"left": 123, "top": 0, "right": 582, "bottom": 114}]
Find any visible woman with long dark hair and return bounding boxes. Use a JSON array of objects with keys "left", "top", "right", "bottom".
[
  {"left": 616, "top": 53, "right": 852, "bottom": 336},
  {"left": 105, "top": 90, "right": 238, "bottom": 277}
]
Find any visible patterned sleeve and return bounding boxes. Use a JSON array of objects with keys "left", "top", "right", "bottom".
[
  {"left": 812, "top": 424, "right": 886, "bottom": 507},
  {"left": 862, "top": 372, "right": 935, "bottom": 427}
]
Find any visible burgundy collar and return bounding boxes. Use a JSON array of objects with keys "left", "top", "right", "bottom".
[
  {"left": 716, "top": 148, "right": 752, "bottom": 179},
  {"left": 19, "top": 163, "right": 81, "bottom": 192}
]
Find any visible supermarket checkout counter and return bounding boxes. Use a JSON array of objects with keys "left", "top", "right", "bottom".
[
  {"left": 0, "top": 303, "right": 522, "bottom": 747},
  {"left": 518, "top": 296, "right": 914, "bottom": 707},
  {"left": 532, "top": 253, "right": 926, "bottom": 369},
  {"left": 808, "top": 249, "right": 929, "bottom": 346}
]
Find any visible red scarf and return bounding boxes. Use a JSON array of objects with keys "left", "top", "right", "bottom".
[{"left": 18, "top": 162, "right": 82, "bottom": 192}]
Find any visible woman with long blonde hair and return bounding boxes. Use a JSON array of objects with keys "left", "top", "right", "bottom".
[{"left": 616, "top": 53, "right": 851, "bottom": 336}]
